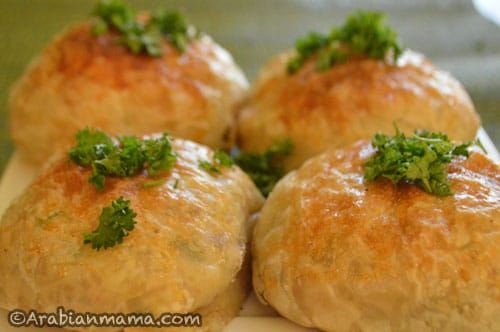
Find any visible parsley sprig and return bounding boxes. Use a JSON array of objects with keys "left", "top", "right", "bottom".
[
  {"left": 142, "top": 134, "right": 178, "bottom": 176},
  {"left": 83, "top": 197, "right": 137, "bottom": 250},
  {"left": 152, "top": 10, "right": 193, "bottom": 52},
  {"left": 288, "top": 11, "right": 403, "bottom": 73},
  {"left": 69, "top": 128, "right": 115, "bottom": 166},
  {"left": 364, "top": 128, "right": 476, "bottom": 196},
  {"left": 197, "top": 142, "right": 294, "bottom": 197},
  {"left": 233, "top": 140, "right": 293, "bottom": 197},
  {"left": 69, "top": 128, "right": 177, "bottom": 190},
  {"left": 198, "top": 150, "right": 235, "bottom": 174},
  {"left": 91, "top": 0, "right": 196, "bottom": 56}
]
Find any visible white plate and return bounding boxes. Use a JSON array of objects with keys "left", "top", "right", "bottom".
[{"left": 0, "top": 128, "right": 498, "bottom": 332}]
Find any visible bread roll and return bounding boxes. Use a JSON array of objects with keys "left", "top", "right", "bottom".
[
  {"left": 238, "top": 50, "right": 480, "bottom": 170},
  {"left": 10, "top": 22, "right": 248, "bottom": 165},
  {"left": 0, "top": 137, "right": 263, "bottom": 331},
  {"left": 253, "top": 141, "right": 499, "bottom": 331}
]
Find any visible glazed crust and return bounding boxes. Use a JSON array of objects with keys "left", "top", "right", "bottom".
[
  {"left": 126, "top": 253, "right": 252, "bottom": 332},
  {"left": 0, "top": 137, "right": 263, "bottom": 331},
  {"left": 10, "top": 22, "right": 248, "bottom": 165},
  {"left": 252, "top": 141, "right": 499, "bottom": 331},
  {"left": 238, "top": 50, "right": 480, "bottom": 170}
]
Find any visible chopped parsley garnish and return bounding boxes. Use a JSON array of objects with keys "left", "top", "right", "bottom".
[
  {"left": 199, "top": 160, "right": 221, "bottom": 174},
  {"left": 91, "top": 0, "right": 196, "bottom": 56},
  {"left": 198, "top": 150, "right": 234, "bottom": 175},
  {"left": 83, "top": 197, "right": 137, "bottom": 250},
  {"left": 151, "top": 10, "right": 194, "bottom": 52},
  {"left": 69, "top": 128, "right": 115, "bottom": 166},
  {"left": 214, "top": 150, "right": 235, "bottom": 167},
  {"left": 287, "top": 32, "right": 330, "bottom": 73},
  {"left": 142, "top": 134, "right": 177, "bottom": 176},
  {"left": 69, "top": 129, "right": 176, "bottom": 190},
  {"left": 287, "top": 11, "right": 403, "bottom": 73},
  {"left": 233, "top": 140, "right": 293, "bottom": 197},
  {"left": 364, "top": 128, "right": 475, "bottom": 196}
]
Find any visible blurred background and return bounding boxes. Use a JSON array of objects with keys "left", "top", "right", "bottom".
[{"left": 0, "top": 0, "right": 499, "bottom": 175}]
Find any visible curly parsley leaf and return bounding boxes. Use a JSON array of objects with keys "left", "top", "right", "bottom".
[
  {"left": 198, "top": 150, "right": 234, "bottom": 175},
  {"left": 69, "top": 128, "right": 115, "bottom": 166},
  {"left": 83, "top": 197, "right": 137, "bottom": 250},
  {"left": 287, "top": 32, "right": 330, "bottom": 73},
  {"left": 151, "top": 10, "right": 196, "bottom": 52},
  {"left": 315, "top": 47, "right": 348, "bottom": 71},
  {"left": 143, "top": 134, "right": 177, "bottom": 176},
  {"left": 91, "top": 0, "right": 134, "bottom": 34},
  {"left": 117, "top": 136, "right": 147, "bottom": 175},
  {"left": 331, "top": 11, "right": 402, "bottom": 60},
  {"left": 69, "top": 130, "right": 177, "bottom": 190},
  {"left": 234, "top": 140, "right": 293, "bottom": 197},
  {"left": 288, "top": 11, "right": 403, "bottom": 74},
  {"left": 214, "top": 150, "right": 235, "bottom": 167},
  {"left": 87, "top": 136, "right": 145, "bottom": 190},
  {"left": 91, "top": 0, "right": 195, "bottom": 56},
  {"left": 364, "top": 127, "right": 473, "bottom": 196},
  {"left": 198, "top": 160, "right": 221, "bottom": 174}
]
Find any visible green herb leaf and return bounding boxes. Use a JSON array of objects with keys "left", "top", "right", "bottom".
[
  {"left": 287, "top": 32, "right": 329, "bottom": 73},
  {"left": 69, "top": 128, "right": 115, "bottom": 166},
  {"left": 364, "top": 127, "right": 473, "bottom": 196},
  {"left": 92, "top": 0, "right": 134, "bottom": 31},
  {"left": 315, "top": 48, "right": 348, "bottom": 71},
  {"left": 83, "top": 197, "right": 137, "bottom": 250},
  {"left": 69, "top": 129, "right": 177, "bottom": 190},
  {"left": 143, "top": 134, "right": 177, "bottom": 176},
  {"left": 91, "top": 0, "right": 195, "bottom": 56},
  {"left": 287, "top": 11, "right": 403, "bottom": 74},
  {"left": 331, "top": 11, "right": 402, "bottom": 59},
  {"left": 92, "top": 18, "right": 109, "bottom": 36},
  {"left": 198, "top": 150, "right": 234, "bottom": 175},
  {"left": 214, "top": 150, "right": 234, "bottom": 167},
  {"left": 89, "top": 172, "right": 106, "bottom": 190},
  {"left": 198, "top": 160, "right": 221, "bottom": 174},
  {"left": 234, "top": 140, "right": 293, "bottom": 197},
  {"left": 151, "top": 10, "right": 195, "bottom": 52},
  {"left": 92, "top": 0, "right": 163, "bottom": 56},
  {"left": 117, "top": 136, "right": 147, "bottom": 175}
]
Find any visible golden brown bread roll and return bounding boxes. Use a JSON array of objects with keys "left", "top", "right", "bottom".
[
  {"left": 252, "top": 141, "right": 499, "bottom": 331},
  {"left": 10, "top": 21, "right": 248, "bottom": 165},
  {"left": 238, "top": 50, "right": 480, "bottom": 170},
  {"left": 127, "top": 255, "right": 251, "bottom": 332},
  {"left": 0, "top": 137, "right": 263, "bottom": 331}
]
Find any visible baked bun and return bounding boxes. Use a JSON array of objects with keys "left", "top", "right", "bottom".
[
  {"left": 252, "top": 141, "right": 499, "bottom": 331},
  {"left": 0, "top": 137, "right": 263, "bottom": 331},
  {"left": 10, "top": 21, "right": 248, "bottom": 165},
  {"left": 128, "top": 255, "right": 251, "bottom": 332},
  {"left": 238, "top": 50, "right": 480, "bottom": 170}
]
